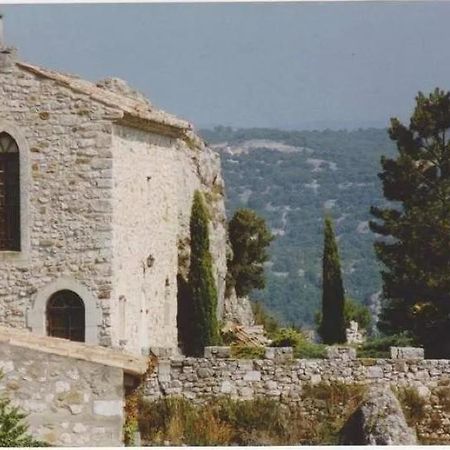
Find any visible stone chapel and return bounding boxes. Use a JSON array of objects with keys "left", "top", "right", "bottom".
[{"left": 0, "top": 22, "right": 228, "bottom": 357}]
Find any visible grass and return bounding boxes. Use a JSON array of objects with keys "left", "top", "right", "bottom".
[
  {"left": 137, "top": 382, "right": 366, "bottom": 446},
  {"left": 394, "top": 386, "right": 427, "bottom": 426}
]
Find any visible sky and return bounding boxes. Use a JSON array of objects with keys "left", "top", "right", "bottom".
[{"left": 2, "top": 2, "right": 450, "bottom": 130}]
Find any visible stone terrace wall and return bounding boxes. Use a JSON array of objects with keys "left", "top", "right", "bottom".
[
  {"left": 141, "top": 348, "right": 450, "bottom": 443},
  {"left": 0, "top": 342, "right": 127, "bottom": 446}
]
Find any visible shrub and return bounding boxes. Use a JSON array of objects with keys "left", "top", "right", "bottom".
[
  {"left": 357, "top": 333, "right": 415, "bottom": 358},
  {"left": 270, "top": 328, "right": 303, "bottom": 348},
  {"left": 0, "top": 383, "right": 46, "bottom": 447},
  {"left": 230, "top": 344, "right": 265, "bottom": 359},
  {"left": 294, "top": 340, "right": 327, "bottom": 359}
]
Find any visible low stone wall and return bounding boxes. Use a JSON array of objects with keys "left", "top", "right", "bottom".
[
  {"left": 144, "top": 351, "right": 450, "bottom": 403},
  {"left": 141, "top": 347, "right": 450, "bottom": 444}
]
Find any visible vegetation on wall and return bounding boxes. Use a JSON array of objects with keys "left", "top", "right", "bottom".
[
  {"left": 370, "top": 89, "right": 450, "bottom": 358},
  {"left": 227, "top": 208, "right": 274, "bottom": 297},
  {"left": 138, "top": 383, "right": 366, "bottom": 445},
  {"left": 318, "top": 217, "right": 346, "bottom": 344},
  {"left": 184, "top": 191, "right": 220, "bottom": 356}
]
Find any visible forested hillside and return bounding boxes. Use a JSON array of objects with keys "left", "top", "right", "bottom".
[{"left": 200, "top": 127, "right": 397, "bottom": 327}]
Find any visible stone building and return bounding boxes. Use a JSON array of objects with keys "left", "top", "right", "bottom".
[{"left": 0, "top": 25, "right": 228, "bottom": 357}]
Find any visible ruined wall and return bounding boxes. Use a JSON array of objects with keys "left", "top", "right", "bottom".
[
  {"left": 0, "top": 61, "right": 117, "bottom": 345},
  {"left": 0, "top": 341, "right": 125, "bottom": 446},
  {"left": 111, "top": 125, "right": 228, "bottom": 355}
]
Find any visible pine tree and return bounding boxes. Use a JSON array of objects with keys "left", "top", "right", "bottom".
[
  {"left": 187, "top": 190, "right": 220, "bottom": 356},
  {"left": 370, "top": 89, "right": 450, "bottom": 357},
  {"left": 319, "top": 216, "right": 346, "bottom": 344}
]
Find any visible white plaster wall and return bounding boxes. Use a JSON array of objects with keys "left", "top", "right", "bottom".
[{"left": 111, "top": 125, "right": 228, "bottom": 355}]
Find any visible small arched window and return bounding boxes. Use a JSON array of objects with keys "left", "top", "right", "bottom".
[
  {"left": 46, "top": 290, "right": 86, "bottom": 342},
  {"left": 0, "top": 132, "right": 20, "bottom": 250}
]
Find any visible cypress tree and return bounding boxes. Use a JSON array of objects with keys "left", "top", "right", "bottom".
[
  {"left": 319, "top": 216, "right": 346, "bottom": 344},
  {"left": 187, "top": 190, "right": 220, "bottom": 356}
]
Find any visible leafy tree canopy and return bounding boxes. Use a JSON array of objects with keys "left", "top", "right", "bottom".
[
  {"left": 228, "top": 208, "right": 274, "bottom": 297},
  {"left": 370, "top": 88, "right": 450, "bottom": 357}
]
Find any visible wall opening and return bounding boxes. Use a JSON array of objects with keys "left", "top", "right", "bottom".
[
  {"left": 46, "top": 290, "right": 85, "bottom": 342},
  {"left": 0, "top": 131, "right": 20, "bottom": 250}
]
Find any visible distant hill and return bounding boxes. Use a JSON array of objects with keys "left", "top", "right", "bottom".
[{"left": 200, "top": 126, "right": 397, "bottom": 327}]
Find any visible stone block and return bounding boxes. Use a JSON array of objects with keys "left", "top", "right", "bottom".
[
  {"left": 204, "top": 346, "right": 231, "bottom": 358},
  {"left": 93, "top": 400, "right": 123, "bottom": 417},
  {"left": 265, "top": 347, "right": 294, "bottom": 362},
  {"left": 326, "top": 346, "right": 357, "bottom": 361},
  {"left": 390, "top": 347, "right": 424, "bottom": 360},
  {"left": 367, "top": 366, "right": 384, "bottom": 379},
  {"left": 244, "top": 370, "right": 261, "bottom": 381}
]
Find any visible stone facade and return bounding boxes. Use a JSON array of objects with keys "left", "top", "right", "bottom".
[{"left": 0, "top": 47, "right": 228, "bottom": 356}]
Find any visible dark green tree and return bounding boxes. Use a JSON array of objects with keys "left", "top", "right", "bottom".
[
  {"left": 0, "top": 380, "right": 45, "bottom": 447},
  {"left": 370, "top": 89, "right": 450, "bottom": 357},
  {"left": 319, "top": 216, "right": 346, "bottom": 344},
  {"left": 187, "top": 190, "right": 220, "bottom": 356},
  {"left": 227, "top": 208, "right": 274, "bottom": 297}
]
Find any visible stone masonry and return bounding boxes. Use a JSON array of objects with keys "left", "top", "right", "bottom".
[
  {"left": 0, "top": 326, "right": 147, "bottom": 446},
  {"left": 0, "top": 43, "right": 228, "bottom": 356}
]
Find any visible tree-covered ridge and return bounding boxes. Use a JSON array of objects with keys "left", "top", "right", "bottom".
[{"left": 200, "top": 127, "right": 396, "bottom": 327}]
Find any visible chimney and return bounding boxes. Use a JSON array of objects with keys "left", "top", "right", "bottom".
[{"left": 0, "top": 14, "right": 17, "bottom": 71}]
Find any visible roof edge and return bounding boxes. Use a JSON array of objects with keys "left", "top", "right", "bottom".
[{"left": 0, "top": 326, "right": 147, "bottom": 376}]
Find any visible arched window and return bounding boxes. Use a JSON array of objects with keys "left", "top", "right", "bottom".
[
  {"left": 46, "top": 290, "right": 85, "bottom": 342},
  {"left": 0, "top": 132, "right": 20, "bottom": 250}
]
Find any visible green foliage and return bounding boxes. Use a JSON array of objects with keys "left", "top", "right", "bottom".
[
  {"left": 357, "top": 333, "right": 414, "bottom": 358},
  {"left": 294, "top": 340, "right": 327, "bottom": 359},
  {"left": 227, "top": 208, "right": 274, "bottom": 297},
  {"left": 270, "top": 327, "right": 327, "bottom": 359},
  {"left": 251, "top": 301, "right": 280, "bottom": 335},
  {"left": 270, "top": 327, "right": 303, "bottom": 347},
  {"left": 201, "top": 126, "right": 396, "bottom": 327},
  {"left": 229, "top": 344, "right": 265, "bottom": 359},
  {"left": 370, "top": 89, "right": 450, "bottom": 358},
  {"left": 0, "top": 382, "right": 46, "bottom": 447},
  {"left": 343, "top": 298, "right": 372, "bottom": 330},
  {"left": 186, "top": 191, "right": 220, "bottom": 356},
  {"left": 319, "top": 217, "right": 346, "bottom": 344}
]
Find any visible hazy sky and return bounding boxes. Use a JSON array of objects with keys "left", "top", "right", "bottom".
[{"left": 2, "top": 2, "right": 450, "bottom": 130}]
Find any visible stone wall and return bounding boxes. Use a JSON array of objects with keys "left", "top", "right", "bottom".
[
  {"left": 142, "top": 349, "right": 450, "bottom": 443},
  {"left": 111, "top": 125, "right": 228, "bottom": 354},
  {"left": 0, "top": 56, "right": 229, "bottom": 356},
  {"left": 0, "top": 341, "right": 130, "bottom": 446},
  {"left": 0, "top": 60, "right": 117, "bottom": 345}
]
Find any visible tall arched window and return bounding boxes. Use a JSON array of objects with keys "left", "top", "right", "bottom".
[
  {"left": 46, "top": 290, "right": 86, "bottom": 342},
  {"left": 0, "top": 132, "right": 20, "bottom": 250}
]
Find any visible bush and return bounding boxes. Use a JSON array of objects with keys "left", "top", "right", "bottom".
[
  {"left": 270, "top": 328, "right": 303, "bottom": 348},
  {"left": 230, "top": 344, "right": 265, "bottom": 359},
  {"left": 270, "top": 327, "right": 327, "bottom": 359},
  {"left": 294, "top": 340, "right": 327, "bottom": 359},
  {"left": 357, "top": 333, "right": 415, "bottom": 358},
  {"left": 0, "top": 388, "right": 46, "bottom": 447}
]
